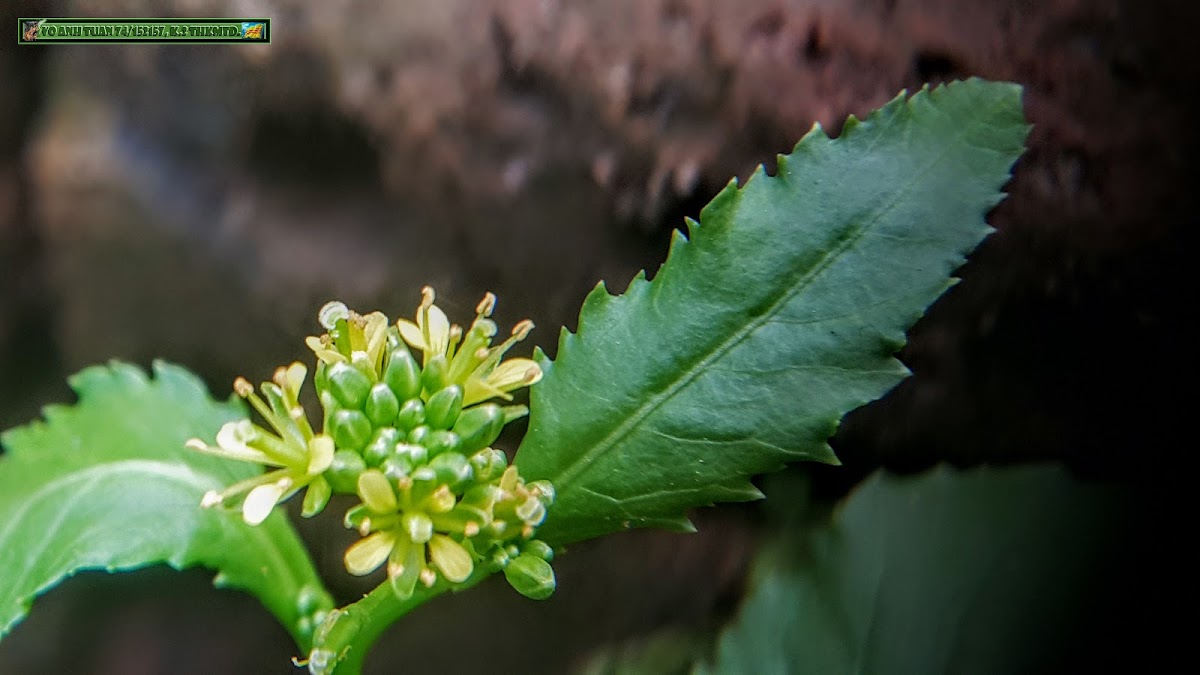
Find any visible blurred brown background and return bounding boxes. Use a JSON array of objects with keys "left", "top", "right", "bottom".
[{"left": 1, "top": 0, "right": 1196, "bottom": 673}]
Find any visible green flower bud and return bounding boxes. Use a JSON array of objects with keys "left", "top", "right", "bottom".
[
  {"left": 301, "top": 475, "right": 332, "bottom": 517},
  {"left": 425, "top": 430, "right": 461, "bottom": 458},
  {"left": 395, "top": 398, "right": 426, "bottom": 430},
  {"left": 363, "top": 427, "right": 403, "bottom": 467},
  {"left": 296, "top": 616, "right": 314, "bottom": 640},
  {"left": 383, "top": 348, "right": 422, "bottom": 401},
  {"left": 453, "top": 404, "right": 505, "bottom": 454},
  {"left": 515, "top": 496, "right": 546, "bottom": 526},
  {"left": 296, "top": 585, "right": 329, "bottom": 616},
  {"left": 424, "top": 385, "right": 464, "bottom": 430},
  {"left": 330, "top": 409, "right": 372, "bottom": 451},
  {"left": 421, "top": 354, "right": 449, "bottom": 394},
  {"left": 327, "top": 450, "right": 367, "bottom": 493},
  {"left": 527, "top": 480, "right": 556, "bottom": 507},
  {"left": 427, "top": 452, "right": 472, "bottom": 492},
  {"left": 504, "top": 553, "right": 556, "bottom": 600},
  {"left": 459, "top": 484, "right": 500, "bottom": 515},
  {"left": 394, "top": 442, "right": 428, "bottom": 466},
  {"left": 489, "top": 547, "right": 511, "bottom": 571},
  {"left": 365, "top": 383, "right": 401, "bottom": 428},
  {"left": 469, "top": 448, "right": 508, "bottom": 483},
  {"left": 327, "top": 362, "right": 373, "bottom": 410},
  {"left": 522, "top": 539, "right": 554, "bottom": 562},
  {"left": 380, "top": 455, "right": 414, "bottom": 481},
  {"left": 408, "top": 424, "right": 431, "bottom": 446}
]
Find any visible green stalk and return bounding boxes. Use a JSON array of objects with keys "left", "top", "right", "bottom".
[{"left": 309, "top": 568, "right": 493, "bottom": 674}]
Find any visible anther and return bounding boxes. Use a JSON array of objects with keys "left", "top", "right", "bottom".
[
  {"left": 476, "top": 293, "right": 497, "bottom": 317},
  {"left": 512, "top": 320, "right": 534, "bottom": 339},
  {"left": 233, "top": 377, "right": 254, "bottom": 397}
]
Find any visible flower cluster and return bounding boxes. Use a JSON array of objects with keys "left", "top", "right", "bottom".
[{"left": 186, "top": 287, "right": 555, "bottom": 601}]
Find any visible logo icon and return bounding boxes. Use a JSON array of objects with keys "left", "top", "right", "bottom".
[
  {"left": 22, "top": 19, "right": 45, "bottom": 41},
  {"left": 241, "top": 22, "right": 265, "bottom": 40}
]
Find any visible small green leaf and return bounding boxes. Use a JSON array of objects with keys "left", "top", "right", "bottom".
[
  {"left": 515, "top": 79, "right": 1029, "bottom": 544},
  {"left": 699, "top": 465, "right": 1127, "bottom": 674},
  {"left": 0, "top": 361, "right": 332, "bottom": 649}
]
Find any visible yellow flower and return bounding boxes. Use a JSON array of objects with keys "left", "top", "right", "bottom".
[
  {"left": 342, "top": 469, "right": 477, "bottom": 598},
  {"left": 395, "top": 286, "right": 452, "bottom": 365},
  {"left": 186, "top": 363, "right": 334, "bottom": 524},
  {"left": 397, "top": 287, "right": 543, "bottom": 406},
  {"left": 305, "top": 301, "right": 391, "bottom": 376}
]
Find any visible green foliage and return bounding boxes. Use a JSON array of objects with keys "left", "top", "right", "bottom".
[
  {"left": 516, "top": 78, "right": 1030, "bottom": 545},
  {"left": 0, "top": 361, "right": 332, "bottom": 649},
  {"left": 699, "top": 465, "right": 1126, "bottom": 674}
]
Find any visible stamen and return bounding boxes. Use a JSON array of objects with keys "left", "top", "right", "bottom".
[
  {"left": 419, "top": 568, "right": 437, "bottom": 588},
  {"left": 233, "top": 377, "right": 254, "bottom": 398},
  {"left": 476, "top": 292, "right": 497, "bottom": 317},
  {"left": 318, "top": 301, "right": 349, "bottom": 330},
  {"left": 512, "top": 320, "right": 534, "bottom": 340}
]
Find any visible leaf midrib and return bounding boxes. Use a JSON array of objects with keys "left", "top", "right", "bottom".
[{"left": 548, "top": 114, "right": 973, "bottom": 495}]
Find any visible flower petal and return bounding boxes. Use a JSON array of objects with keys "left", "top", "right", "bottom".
[
  {"left": 242, "top": 479, "right": 289, "bottom": 525},
  {"left": 187, "top": 436, "right": 271, "bottom": 465},
  {"left": 307, "top": 435, "right": 335, "bottom": 475},
  {"left": 387, "top": 537, "right": 423, "bottom": 599},
  {"left": 462, "top": 379, "right": 512, "bottom": 408},
  {"left": 345, "top": 530, "right": 396, "bottom": 576},
  {"left": 397, "top": 319, "right": 426, "bottom": 352},
  {"left": 357, "top": 470, "right": 398, "bottom": 513},
  {"left": 428, "top": 534, "right": 473, "bottom": 583},
  {"left": 487, "top": 358, "right": 543, "bottom": 390},
  {"left": 283, "top": 362, "right": 307, "bottom": 397},
  {"left": 306, "top": 336, "right": 347, "bottom": 365},
  {"left": 424, "top": 304, "right": 451, "bottom": 357},
  {"left": 362, "top": 312, "right": 389, "bottom": 368}
]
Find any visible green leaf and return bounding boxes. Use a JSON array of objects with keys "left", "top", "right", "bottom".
[
  {"left": 0, "top": 361, "right": 333, "bottom": 649},
  {"left": 515, "top": 78, "right": 1030, "bottom": 545},
  {"left": 699, "top": 465, "right": 1127, "bottom": 674}
]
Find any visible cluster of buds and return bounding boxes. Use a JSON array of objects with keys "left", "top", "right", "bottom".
[{"left": 187, "top": 288, "right": 556, "bottom": 602}]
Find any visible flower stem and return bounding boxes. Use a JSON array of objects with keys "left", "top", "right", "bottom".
[{"left": 309, "top": 568, "right": 493, "bottom": 674}]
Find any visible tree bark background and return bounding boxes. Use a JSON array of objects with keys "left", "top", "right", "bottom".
[{"left": 1, "top": 0, "right": 1195, "bottom": 672}]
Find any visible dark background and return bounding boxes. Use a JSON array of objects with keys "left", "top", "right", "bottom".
[{"left": 1, "top": 0, "right": 1196, "bottom": 673}]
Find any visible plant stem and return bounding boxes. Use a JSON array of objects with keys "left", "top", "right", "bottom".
[{"left": 308, "top": 568, "right": 492, "bottom": 674}]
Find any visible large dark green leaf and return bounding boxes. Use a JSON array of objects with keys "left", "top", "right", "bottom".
[
  {"left": 700, "top": 466, "right": 1128, "bottom": 674},
  {"left": 516, "top": 79, "right": 1030, "bottom": 544},
  {"left": 0, "top": 361, "right": 332, "bottom": 649}
]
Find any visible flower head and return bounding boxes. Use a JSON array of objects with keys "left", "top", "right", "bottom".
[{"left": 189, "top": 288, "right": 556, "bottom": 601}]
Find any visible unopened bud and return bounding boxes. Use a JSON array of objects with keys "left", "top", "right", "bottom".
[
  {"left": 326, "top": 362, "right": 372, "bottom": 410},
  {"left": 364, "top": 383, "right": 401, "bottom": 428},
  {"left": 424, "top": 385, "right": 464, "bottom": 430},
  {"left": 330, "top": 409, "right": 372, "bottom": 451},
  {"left": 503, "top": 553, "right": 556, "bottom": 600},
  {"left": 383, "top": 349, "right": 422, "bottom": 401}
]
